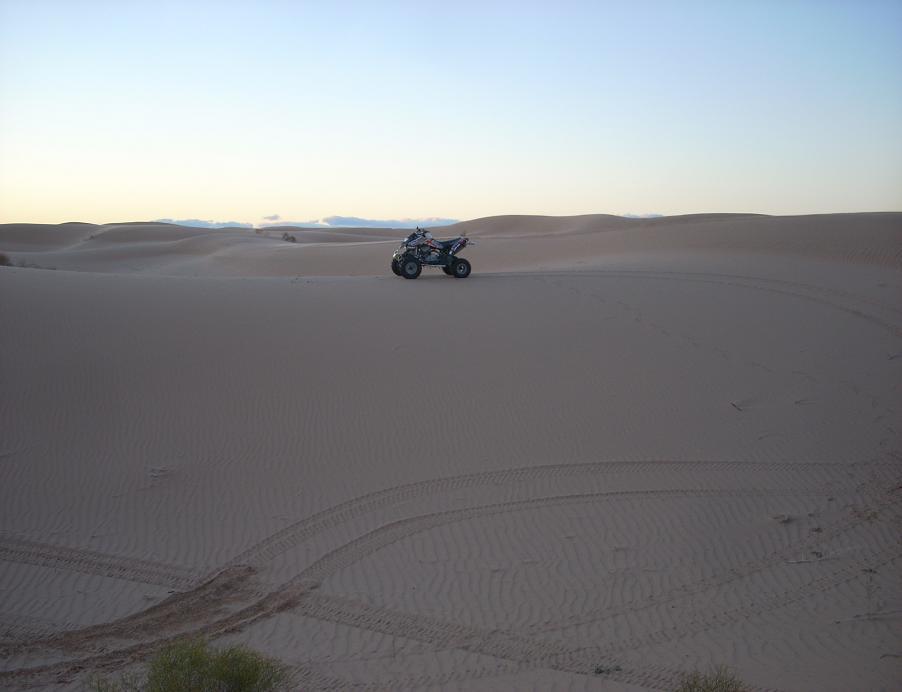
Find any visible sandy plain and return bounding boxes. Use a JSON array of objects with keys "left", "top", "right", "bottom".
[{"left": 0, "top": 213, "right": 900, "bottom": 691}]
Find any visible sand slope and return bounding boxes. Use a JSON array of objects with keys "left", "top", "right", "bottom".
[{"left": 0, "top": 214, "right": 900, "bottom": 691}]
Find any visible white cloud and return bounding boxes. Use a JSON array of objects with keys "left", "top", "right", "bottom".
[
  {"left": 256, "top": 215, "right": 459, "bottom": 229},
  {"left": 153, "top": 218, "right": 254, "bottom": 229}
]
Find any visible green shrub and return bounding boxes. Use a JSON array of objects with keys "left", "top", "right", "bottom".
[
  {"left": 91, "top": 639, "right": 290, "bottom": 692},
  {"left": 675, "top": 666, "right": 749, "bottom": 692}
]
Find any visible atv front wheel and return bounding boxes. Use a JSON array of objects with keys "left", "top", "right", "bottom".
[
  {"left": 391, "top": 259, "right": 401, "bottom": 276},
  {"left": 451, "top": 258, "right": 471, "bottom": 278},
  {"left": 400, "top": 258, "right": 422, "bottom": 279}
]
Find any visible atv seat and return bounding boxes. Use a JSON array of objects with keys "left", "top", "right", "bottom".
[{"left": 435, "top": 237, "right": 462, "bottom": 249}]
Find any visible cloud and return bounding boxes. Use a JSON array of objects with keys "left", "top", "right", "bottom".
[
  {"left": 257, "top": 215, "right": 458, "bottom": 229},
  {"left": 153, "top": 215, "right": 459, "bottom": 230},
  {"left": 153, "top": 218, "right": 254, "bottom": 229},
  {"left": 325, "top": 216, "right": 459, "bottom": 228}
]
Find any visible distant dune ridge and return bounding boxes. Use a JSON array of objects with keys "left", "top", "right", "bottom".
[
  {"left": 1, "top": 212, "right": 900, "bottom": 275},
  {"left": 0, "top": 212, "right": 900, "bottom": 691}
]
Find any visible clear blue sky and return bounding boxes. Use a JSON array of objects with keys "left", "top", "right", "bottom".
[{"left": 1, "top": 0, "right": 900, "bottom": 224}]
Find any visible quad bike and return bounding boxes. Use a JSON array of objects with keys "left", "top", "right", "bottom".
[{"left": 391, "top": 229, "right": 473, "bottom": 279}]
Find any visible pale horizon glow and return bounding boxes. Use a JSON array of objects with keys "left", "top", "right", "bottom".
[{"left": 1, "top": 0, "right": 901, "bottom": 225}]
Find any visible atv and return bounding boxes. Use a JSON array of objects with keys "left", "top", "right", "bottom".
[{"left": 391, "top": 229, "right": 473, "bottom": 279}]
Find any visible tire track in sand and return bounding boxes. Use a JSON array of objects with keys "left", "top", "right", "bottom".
[
  {"left": 0, "top": 535, "right": 202, "bottom": 590},
  {"left": 290, "top": 536, "right": 898, "bottom": 692},
  {"left": 290, "top": 534, "right": 900, "bottom": 690},
  {"left": 0, "top": 569, "right": 314, "bottom": 687},
  {"left": 0, "top": 612, "right": 80, "bottom": 643},
  {"left": 528, "top": 496, "right": 902, "bottom": 634},
  {"left": 0, "top": 465, "right": 892, "bottom": 687},
  {"left": 227, "top": 460, "right": 861, "bottom": 569},
  {"left": 285, "top": 482, "right": 900, "bottom": 689},
  {"left": 298, "top": 660, "right": 788, "bottom": 692},
  {"left": 515, "top": 269, "right": 902, "bottom": 337},
  {"left": 1, "top": 460, "right": 862, "bottom": 655},
  {"left": 581, "top": 542, "right": 902, "bottom": 665},
  {"left": 283, "top": 479, "right": 899, "bottom": 628},
  {"left": 287, "top": 486, "right": 841, "bottom": 585},
  {"left": 0, "top": 484, "right": 844, "bottom": 686}
]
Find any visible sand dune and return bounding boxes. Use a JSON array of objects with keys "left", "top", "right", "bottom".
[
  {"left": 3, "top": 212, "right": 902, "bottom": 277},
  {"left": 0, "top": 214, "right": 900, "bottom": 690}
]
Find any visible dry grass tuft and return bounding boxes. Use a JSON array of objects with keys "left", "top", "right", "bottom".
[
  {"left": 675, "top": 666, "right": 749, "bottom": 692},
  {"left": 90, "top": 638, "right": 291, "bottom": 692}
]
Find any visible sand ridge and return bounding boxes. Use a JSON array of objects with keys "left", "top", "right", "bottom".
[{"left": 2, "top": 212, "right": 901, "bottom": 276}]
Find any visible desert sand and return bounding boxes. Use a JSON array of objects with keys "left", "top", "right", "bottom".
[{"left": 0, "top": 213, "right": 900, "bottom": 691}]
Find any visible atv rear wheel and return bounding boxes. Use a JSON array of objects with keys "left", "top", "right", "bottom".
[
  {"left": 400, "top": 257, "right": 422, "bottom": 279},
  {"left": 441, "top": 266, "right": 454, "bottom": 276},
  {"left": 451, "top": 258, "right": 471, "bottom": 278}
]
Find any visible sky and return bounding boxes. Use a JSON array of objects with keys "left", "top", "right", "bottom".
[{"left": 1, "top": 0, "right": 900, "bottom": 226}]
